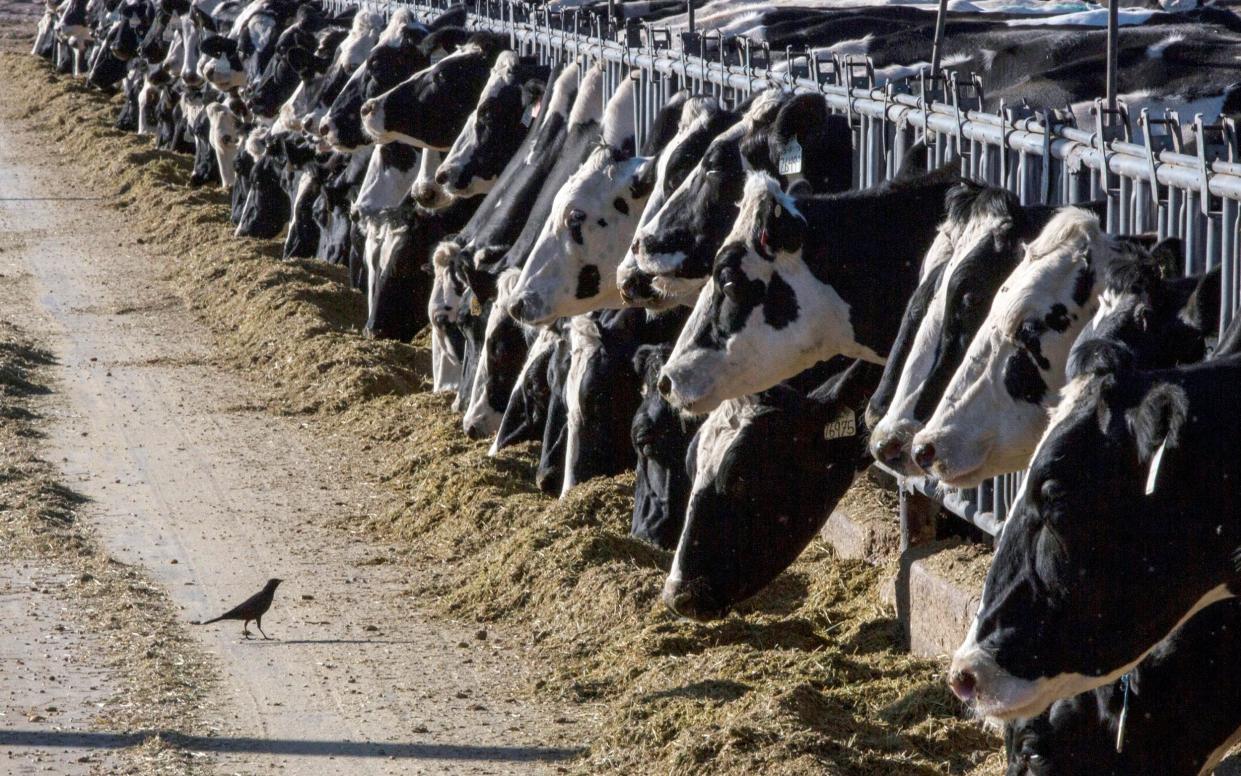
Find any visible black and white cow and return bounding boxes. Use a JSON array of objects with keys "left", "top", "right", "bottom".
[
  {"left": 947, "top": 349, "right": 1241, "bottom": 719},
  {"left": 1004, "top": 600, "right": 1241, "bottom": 776},
  {"left": 245, "top": 8, "right": 341, "bottom": 122},
  {"left": 629, "top": 339, "right": 700, "bottom": 550},
  {"left": 867, "top": 183, "right": 1066, "bottom": 475},
  {"left": 432, "top": 51, "right": 550, "bottom": 200},
  {"left": 1069, "top": 242, "right": 1220, "bottom": 378},
  {"left": 909, "top": 211, "right": 1176, "bottom": 487},
  {"left": 619, "top": 89, "right": 852, "bottom": 309},
  {"left": 360, "top": 31, "right": 508, "bottom": 149},
  {"left": 658, "top": 165, "right": 959, "bottom": 415},
  {"left": 507, "top": 81, "right": 689, "bottom": 324},
  {"left": 319, "top": 11, "right": 462, "bottom": 153},
  {"left": 490, "top": 325, "right": 562, "bottom": 456},
  {"left": 460, "top": 268, "right": 530, "bottom": 439},
  {"left": 662, "top": 357, "right": 881, "bottom": 620}
]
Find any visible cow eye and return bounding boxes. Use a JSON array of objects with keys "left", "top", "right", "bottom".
[
  {"left": 962, "top": 291, "right": 979, "bottom": 308},
  {"left": 566, "top": 208, "right": 587, "bottom": 227}
]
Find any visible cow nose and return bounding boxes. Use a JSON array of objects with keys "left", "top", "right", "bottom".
[
  {"left": 432, "top": 312, "right": 450, "bottom": 329},
  {"left": 620, "top": 271, "right": 651, "bottom": 304},
  {"left": 360, "top": 100, "right": 375, "bottom": 117},
  {"left": 464, "top": 421, "right": 485, "bottom": 441},
  {"left": 878, "top": 438, "right": 905, "bottom": 468},
  {"left": 657, "top": 374, "right": 672, "bottom": 398},
  {"left": 183, "top": 72, "right": 202, "bottom": 87},
  {"left": 913, "top": 442, "right": 937, "bottom": 471},
  {"left": 660, "top": 575, "right": 727, "bottom": 621},
  {"left": 630, "top": 238, "right": 641, "bottom": 254},
  {"left": 434, "top": 169, "right": 450, "bottom": 186},
  {"left": 507, "top": 296, "right": 525, "bottom": 321},
  {"left": 948, "top": 667, "right": 977, "bottom": 702}
]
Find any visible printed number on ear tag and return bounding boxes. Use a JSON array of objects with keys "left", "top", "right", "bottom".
[
  {"left": 1145, "top": 438, "right": 1168, "bottom": 496},
  {"left": 778, "top": 137, "right": 803, "bottom": 176},
  {"left": 823, "top": 407, "right": 857, "bottom": 440}
]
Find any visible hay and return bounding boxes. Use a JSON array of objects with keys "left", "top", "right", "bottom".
[{"left": 0, "top": 51, "right": 1005, "bottom": 774}]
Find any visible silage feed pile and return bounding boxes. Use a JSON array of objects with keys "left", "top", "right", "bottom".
[{"left": 1, "top": 52, "right": 1004, "bottom": 775}]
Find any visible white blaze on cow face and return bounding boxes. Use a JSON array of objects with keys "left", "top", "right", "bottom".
[
  {"left": 428, "top": 241, "right": 468, "bottom": 329},
  {"left": 868, "top": 207, "right": 1012, "bottom": 475},
  {"left": 910, "top": 208, "right": 1125, "bottom": 487},
  {"left": 660, "top": 174, "right": 870, "bottom": 416},
  {"left": 560, "top": 314, "right": 602, "bottom": 497},
  {"left": 204, "top": 101, "right": 238, "bottom": 186},
  {"left": 463, "top": 269, "right": 522, "bottom": 440},
  {"left": 354, "top": 142, "right": 421, "bottom": 218}
]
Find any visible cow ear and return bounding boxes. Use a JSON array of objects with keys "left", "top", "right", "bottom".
[
  {"left": 1149, "top": 237, "right": 1184, "bottom": 279},
  {"left": 520, "top": 79, "right": 545, "bottom": 108},
  {"left": 1133, "top": 382, "right": 1188, "bottom": 465}
]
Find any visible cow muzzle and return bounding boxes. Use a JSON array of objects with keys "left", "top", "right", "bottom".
[{"left": 660, "top": 574, "right": 729, "bottom": 621}]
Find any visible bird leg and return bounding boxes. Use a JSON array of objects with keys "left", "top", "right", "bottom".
[
  {"left": 242, "top": 620, "right": 253, "bottom": 639},
  {"left": 256, "top": 617, "right": 271, "bottom": 640}
]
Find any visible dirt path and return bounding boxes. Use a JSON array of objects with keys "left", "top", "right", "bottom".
[{"left": 0, "top": 108, "right": 577, "bottom": 773}]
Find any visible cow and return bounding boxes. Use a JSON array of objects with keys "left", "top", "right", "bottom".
[
  {"left": 461, "top": 269, "right": 530, "bottom": 439},
  {"left": 1069, "top": 242, "right": 1220, "bottom": 378},
  {"left": 909, "top": 210, "right": 1178, "bottom": 487},
  {"left": 629, "top": 337, "right": 699, "bottom": 550},
  {"left": 867, "top": 183, "right": 1066, "bottom": 475},
  {"left": 506, "top": 81, "right": 689, "bottom": 324},
  {"left": 432, "top": 51, "right": 550, "bottom": 201},
  {"left": 619, "top": 89, "right": 852, "bottom": 310},
  {"left": 360, "top": 32, "right": 509, "bottom": 149},
  {"left": 662, "top": 357, "right": 881, "bottom": 620},
  {"left": 946, "top": 349, "right": 1241, "bottom": 719},
  {"left": 490, "top": 326, "right": 562, "bottom": 456},
  {"left": 319, "top": 12, "right": 468, "bottom": 153},
  {"left": 658, "top": 165, "right": 959, "bottom": 415},
  {"left": 1003, "top": 600, "right": 1241, "bottom": 776}
]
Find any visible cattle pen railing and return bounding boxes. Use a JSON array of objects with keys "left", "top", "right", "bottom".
[{"left": 327, "top": 0, "right": 1241, "bottom": 546}]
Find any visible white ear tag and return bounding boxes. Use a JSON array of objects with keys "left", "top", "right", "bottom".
[
  {"left": 774, "top": 203, "right": 783, "bottom": 218},
  {"left": 778, "top": 136, "right": 803, "bottom": 177},
  {"left": 823, "top": 407, "right": 857, "bottom": 440},
  {"left": 1145, "top": 438, "right": 1168, "bottom": 496}
]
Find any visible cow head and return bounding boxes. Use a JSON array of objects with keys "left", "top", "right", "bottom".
[
  {"left": 320, "top": 9, "right": 436, "bottom": 152},
  {"left": 462, "top": 268, "right": 529, "bottom": 440},
  {"left": 198, "top": 32, "right": 246, "bottom": 92},
  {"left": 662, "top": 359, "right": 878, "bottom": 620},
  {"left": 947, "top": 357, "right": 1240, "bottom": 719},
  {"left": 1070, "top": 238, "right": 1213, "bottom": 377},
  {"left": 909, "top": 209, "right": 1142, "bottom": 487},
  {"left": 869, "top": 184, "right": 1039, "bottom": 475},
  {"left": 658, "top": 174, "right": 844, "bottom": 415},
  {"left": 361, "top": 32, "right": 507, "bottom": 149},
  {"left": 433, "top": 51, "right": 548, "bottom": 199}
]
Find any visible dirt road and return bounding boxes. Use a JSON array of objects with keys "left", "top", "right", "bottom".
[{"left": 0, "top": 104, "right": 577, "bottom": 773}]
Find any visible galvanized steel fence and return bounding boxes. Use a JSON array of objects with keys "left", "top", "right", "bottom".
[{"left": 328, "top": 0, "right": 1241, "bottom": 540}]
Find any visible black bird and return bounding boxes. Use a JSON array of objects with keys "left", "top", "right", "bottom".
[{"left": 197, "top": 578, "right": 283, "bottom": 639}]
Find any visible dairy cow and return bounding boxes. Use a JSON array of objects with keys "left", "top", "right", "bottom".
[
  {"left": 659, "top": 165, "right": 958, "bottom": 415},
  {"left": 663, "top": 357, "right": 881, "bottom": 619},
  {"left": 910, "top": 211, "right": 1177, "bottom": 486},
  {"left": 620, "top": 89, "right": 852, "bottom": 309},
  {"left": 947, "top": 349, "right": 1241, "bottom": 719}
]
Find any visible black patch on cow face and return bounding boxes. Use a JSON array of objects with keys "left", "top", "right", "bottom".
[
  {"left": 568, "top": 221, "right": 584, "bottom": 246},
  {"left": 596, "top": 218, "right": 607, "bottom": 228},
  {"left": 1002, "top": 349, "right": 1048, "bottom": 404},
  {"left": 1044, "top": 303, "right": 1071, "bottom": 333},
  {"left": 693, "top": 246, "right": 765, "bottom": 350},
  {"left": 762, "top": 271, "right": 798, "bottom": 329},
  {"left": 575, "top": 265, "right": 601, "bottom": 299},
  {"left": 1072, "top": 266, "right": 1095, "bottom": 307},
  {"left": 612, "top": 197, "right": 629, "bottom": 215}
]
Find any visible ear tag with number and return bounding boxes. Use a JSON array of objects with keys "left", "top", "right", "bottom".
[
  {"left": 823, "top": 407, "right": 857, "bottom": 440},
  {"left": 778, "top": 136, "right": 803, "bottom": 176}
]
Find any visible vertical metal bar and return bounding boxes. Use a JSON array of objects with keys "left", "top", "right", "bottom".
[
  {"left": 929, "top": 0, "right": 948, "bottom": 77},
  {"left": 1106, "top": 0, "right": 1119, "bottom": 114}
]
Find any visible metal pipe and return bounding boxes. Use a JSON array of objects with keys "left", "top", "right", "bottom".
[
  {"left": 1106, "top": 0, "right": 1118, "bottom": 113},
  {"left": 929, "top": 0, "right": 948, "bottom": 77}
]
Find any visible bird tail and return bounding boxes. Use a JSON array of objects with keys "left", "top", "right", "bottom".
[{"left": 196, "top": 616, "right": 224, "bottom": 625}]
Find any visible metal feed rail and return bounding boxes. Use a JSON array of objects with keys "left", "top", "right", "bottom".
[{"left": 331, "top": 0, "right": 1241, "bottom": 545}]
